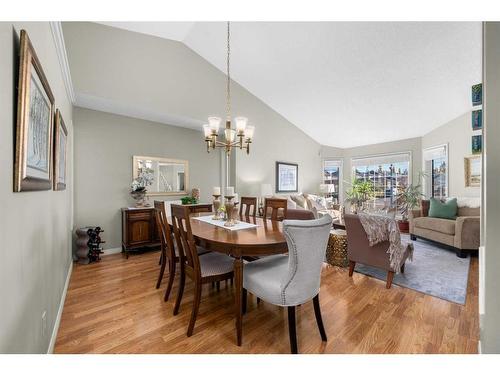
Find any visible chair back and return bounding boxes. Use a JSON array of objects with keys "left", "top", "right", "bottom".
[
  {"left": 154, "top": 201, "right": 176, "bottom": 263},
  {"left": 264, "top": 198, "right": 288, "bottom": 221},
  {"left": 285, "top": 208, "right": 314, "bottom": 220},
  {"left": 239, "top": 197, "right": 257, "bottom": 217},
  {"left": 281, "top": 215, "right": 332, "bottom": 304},
  {"left": 170, "top": 204, "right": 200, "bottom": 277}
]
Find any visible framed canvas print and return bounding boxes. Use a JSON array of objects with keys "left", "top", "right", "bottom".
[
  {"left": 464, "top": 155, "right": 481, "bottom": 187},
  {"left": 276, "top": 161, "right": 298, "bottom": 193},
  {"left": 472, "top": 83, "right": 482, "bottom": 106},
  {"left": 53, "top": 109, "right": 68, "bottom": 190},
  {"left": 472, "top": 135, "right": 482, "bottom": 155},
  {"left": 14, "top": 30, "right": 55, "bottom": 192},
  {"left": 472, "top": 109, "right": 482, "bottom": 130}
]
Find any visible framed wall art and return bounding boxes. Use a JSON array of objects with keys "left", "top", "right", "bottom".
[
  {"left": 464, "top": 155, "right": 481, "bottom": 188},
  {"left": 53, "top": 109, "right": 68, "bottom": 191},
  {"left": 472, "top": 135, "right": 482, "bottom": 155},
  {"left": 472, "top": 109, "right": 482, "bottom": 131},
  {"left": 472, "top": 83, "right": 482, "bottom": 106},
  {"left": 14, "top": 30, "right": 55, "bottom": 192},
  {"left": 276, "top": 161, "right": 298, "bottom": 193}
]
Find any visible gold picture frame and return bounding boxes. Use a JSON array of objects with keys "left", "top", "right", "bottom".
[
  {"left": 14, "top": 30, "right": 55, "bottom": 192},
  {"left": 53, "top": 109, "right": 68, "bottom": 191},
  {"left": 132, "top": 156, "right": 189, "bottom": 196},
  {"left": 464, "top": 155, "right": 481, "bottom": 187}
]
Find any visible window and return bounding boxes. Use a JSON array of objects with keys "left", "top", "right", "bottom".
[
  {"left": 351, "top": 152, "right": 411, "bottom": 208},
  {"left": 322, "top": 160, "right": 342, "bottom": 204},
  {"left": 423, "top": 145, "right": 448, "bottom": 199}
]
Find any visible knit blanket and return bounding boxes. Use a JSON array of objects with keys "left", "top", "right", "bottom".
[{"left": 358, "top": 213, "right": 413, "bottom": 273}]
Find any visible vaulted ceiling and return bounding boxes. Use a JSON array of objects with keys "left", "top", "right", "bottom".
[{"left": 92, "top": 22, "right": 481, "bottom": 148}]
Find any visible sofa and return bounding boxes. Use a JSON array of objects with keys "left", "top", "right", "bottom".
[
  {"left": 286, "top": 193, "right": 341, "bottom": 219},
  {"left": 409, "top": 199, "right": 480, "bottom": 258}
]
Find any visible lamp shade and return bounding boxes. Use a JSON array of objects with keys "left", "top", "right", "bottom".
[
  {"left": 260, "top": 183, "right": 273, "bottom": 197},
  {"left": 203, "top": 124, "right": 211, "bottom": 138},
  {"left": 320, "top": 184, "right": 335, "bottom": 193},
  {"left": 235, "top": 117, "right": 248, "bottom": 134},
  {"left": 244, "top": 125, "right": 255, "bottom": 140},
  {"left": 208, "top": 117, "right": 221, "bottom": 134}
]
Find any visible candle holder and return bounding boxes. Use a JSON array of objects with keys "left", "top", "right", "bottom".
[
  {"left": 224, "top": 195, "right": 236, "bottom": 227},
  {"left": 212, "top": 195, "right": 221, "bottom": 220}
]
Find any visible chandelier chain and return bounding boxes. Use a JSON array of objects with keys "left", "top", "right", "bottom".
[{"left": 226, "top": 21, "right": 231, "bottom": 121}]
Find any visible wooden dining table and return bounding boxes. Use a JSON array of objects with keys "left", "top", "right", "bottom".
[{"left": 167, "top": 213, "right": 288, "bottom": 346}]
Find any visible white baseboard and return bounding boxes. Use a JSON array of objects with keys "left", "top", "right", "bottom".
[
  {"left": 47, "top": 261, "right": 73, "bottom": 354},
  {"left": 102, "top": 247, "right": 122, "bottom": 256}
]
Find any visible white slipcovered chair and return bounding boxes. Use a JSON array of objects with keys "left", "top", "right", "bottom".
[{"left": 242, "top": 214, "right": 332, "bottom": 353}]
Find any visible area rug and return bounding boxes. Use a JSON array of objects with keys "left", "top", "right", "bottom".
[{"left": 354, "top": 235, "right": 471, "bottom": 304}]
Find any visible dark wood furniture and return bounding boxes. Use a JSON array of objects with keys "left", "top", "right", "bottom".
[
  {"left": 285, "top": 208, "right": 314, "bottom": 220},
  {"left": 184, "top": 203, "right": 213, "bottom": 214},
  {"left": 332, "top": 218, "right": 346, "bottom": 230},
  {"left": 239, "top": 197, "right": 257, "bottom": 217},
  {"left": 121, "top": 207, "right": 160, "bottom": 258},
  {"left": 171, "top": 205, "right": 235, "bottom": 337},
  {"left": 166, "top": 213, "right": 287, "bottom": 346},
  {"left": 263, "top": 198, "right": 288, "bottom": 221},
  {"left": 154, "top": 202, "right": 179, "bottom": 300}
]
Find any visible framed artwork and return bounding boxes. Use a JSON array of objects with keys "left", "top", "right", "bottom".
[
  {"left": 276, "top": 161, "right": 298, "bottom": 193},
  {"left": 472, "top": 83, "right": 482, "bottom": 106},
  {"left": 472, "top": 135, "right": 482, "bottom": 155},
  {"left": 53, "top": 109, "right": 68, "bottom": 190},
  {"left": 464, "top": 155, "right": 481, "bottom": 187},
  {"left": 14, "top": 30, "right": 55, "bottom": 192},
  {"left": 472, "top": 109, "right": 482, "bottom": 130}
]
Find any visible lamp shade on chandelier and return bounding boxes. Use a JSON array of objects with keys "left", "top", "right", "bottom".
[{"left": 202, "top": 22, "right": 255, "bottom": 155}]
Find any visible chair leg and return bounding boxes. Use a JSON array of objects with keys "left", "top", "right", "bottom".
[
  {"left": 173, "top": 265, "right": 185, "bottom": 315},
  {"left": 257, "top": 297, "right": 261, "bottom": 305},
  {"left": 187, "top": 282, "right": 202, "bottom": 337},
  {"left": 156, "top": 254, "right": 166, "bottom": 289},
  {"left": 386, "top": 271, "right": 395, "bottom": 289},
  {"left": 158, "top": 253, "right": 162, "bottom": 265},
  {"left": 348, "top": 261, "right": 356, "bottom": 277},
  {"left": 242, "top": 288, "right": 247, "bottom": 315},
  {"left": 287, "top": 306, "right": 298, "bottom": 354},
  {"left": 312, "top": 295, "right": 327, "bottom": 341},
  {"left": 216, "top": 281, "right": 220, "bottom": 291},
  {"left": 400, "top": 263, "right": 405, "bottom": 274},
  {"left": 164, "top": 259, "right": 176, "bottom": 302}
]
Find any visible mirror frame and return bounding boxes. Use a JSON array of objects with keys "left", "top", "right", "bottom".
[{"left": 132, "top": 155, "right": 189, "bottom": 196}]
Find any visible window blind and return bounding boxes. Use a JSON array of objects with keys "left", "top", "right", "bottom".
[
  {"left": 323, "top": 159, "right": 342, "bottom": 168},
  {"left": 351, "top": 152, "right": 411, "bottom": 168},
  {"left": 423, "top": 145, "right": 447, "bottom": 161}
]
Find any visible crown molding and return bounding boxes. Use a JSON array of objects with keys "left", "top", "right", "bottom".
[{"left": 50, "top": 22, "right": 76, "bottom": 104}]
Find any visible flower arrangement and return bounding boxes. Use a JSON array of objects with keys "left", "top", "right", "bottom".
[{"left": 131, "top": 168, "right": 154, "bottom": 192}]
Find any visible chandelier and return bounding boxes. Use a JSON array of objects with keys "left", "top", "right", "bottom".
[{"left": 203, "top": 22, "right": 255, "bottom": 155}]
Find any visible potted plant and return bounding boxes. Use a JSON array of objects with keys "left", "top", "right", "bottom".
[
  {"left": 395, "top": 181, "right": 423, "bottom": 233},
  {"left": 344, "top": 179, "right": 375, "bottom": 213},
  {"left": 130, "top": 168, "right": 154, "bottom": 207}
]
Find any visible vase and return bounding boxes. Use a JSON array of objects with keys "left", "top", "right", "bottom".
[{"left": 130, "top": 190, "right": 149, "bottom": 207}]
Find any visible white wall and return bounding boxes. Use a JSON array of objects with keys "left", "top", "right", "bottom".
[
  {"left": 73, "top": 107, "right": 221, "bottom": 250},
  {"left": 0, "top": 22, "right": 73, "bottom": 353},
  {"left": 481, "top": 21, "right": 500, "bottom": 354},
  {"left": 422, "top": 112, "right": 480, "bottom": 198}
]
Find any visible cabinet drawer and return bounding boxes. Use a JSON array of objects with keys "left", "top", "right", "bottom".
[{"left": 128, "top": 211, "right": 151, "bottom": 221}]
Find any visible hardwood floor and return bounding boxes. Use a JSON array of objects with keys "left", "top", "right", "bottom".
[{"left": 54, "top": 251, "right": 478, "bottom": 354}]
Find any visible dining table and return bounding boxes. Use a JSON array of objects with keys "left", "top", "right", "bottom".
[{"left": 167, "top": 213, "right": 288, "bottom": 346}]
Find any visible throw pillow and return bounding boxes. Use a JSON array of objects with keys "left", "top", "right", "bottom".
[
  {"left": 421, "top": 199, "right": 430, "bottom": 217},
  {"left": 290, "top": 194, "right": 307, "bottom": 209},
  {"left": 428, "top": 197, "right": 458, "bottom": 220}
]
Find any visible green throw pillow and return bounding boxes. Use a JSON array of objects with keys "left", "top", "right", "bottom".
[{"left": 428, "top": 197, "right": 458, "bottom": 220}]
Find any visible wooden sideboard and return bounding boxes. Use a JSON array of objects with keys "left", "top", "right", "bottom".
[{"left": 121, "top": 207, "right": 160, "bottom": 258}]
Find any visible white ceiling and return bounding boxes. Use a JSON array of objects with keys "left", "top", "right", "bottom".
[{"left": 97, "top": 22, "right": 482, "bottom": 148}]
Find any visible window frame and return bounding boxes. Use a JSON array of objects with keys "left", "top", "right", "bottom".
[
  {"left": 322, "top": 158, "right": 343, "bottom": 204},
  {"left": 422, "top": 144, "right": 449, "bottom": 199}
]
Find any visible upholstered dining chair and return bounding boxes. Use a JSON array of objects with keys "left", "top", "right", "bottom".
[
  {"left": 264, "top": 198, "right": 288, "bottom": 221},
  {"left": 242, "top": 215, "right": 332, "bottom": 353},
  {"left": 170, "top": 204, "right": 235, "bottom": 337},
  {"left": 239, "top": 196, "right": 257, "bottom": 217}
]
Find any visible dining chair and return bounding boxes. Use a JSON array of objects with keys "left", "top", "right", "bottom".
[
  {"left": 264, "top": 198, "right": 288, "bottom": 221},
  {"left": 170, "top": 204, "right": 235, "bottom": 336},
  {"left": 154, "top": 203, "right": 179, "bottom": 302},
  {"left": 242, "top": 215, "right": 332, "bottom": 353},
  {"left": 239, "top": 197, "right": 257, "bottom": 217}
]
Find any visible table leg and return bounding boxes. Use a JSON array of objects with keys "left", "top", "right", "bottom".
[{"left": 234, "top": 256, "right": 243, "bottom": 346}]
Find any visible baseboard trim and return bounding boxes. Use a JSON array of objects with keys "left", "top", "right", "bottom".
[
  {"left": 47, "top": 261, "right": 73, "bottom": 354},
  {"left": 102, "top": 247, "right": 122, "bottom": 256}
]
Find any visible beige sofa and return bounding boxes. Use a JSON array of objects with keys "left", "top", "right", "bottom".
[{"left": 409, "top": 200, "right": 480, "bottom": 258}]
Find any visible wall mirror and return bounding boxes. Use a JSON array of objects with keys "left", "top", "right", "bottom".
[{"left": 133, "top": 156, "right": 189, "bottom": 196}]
